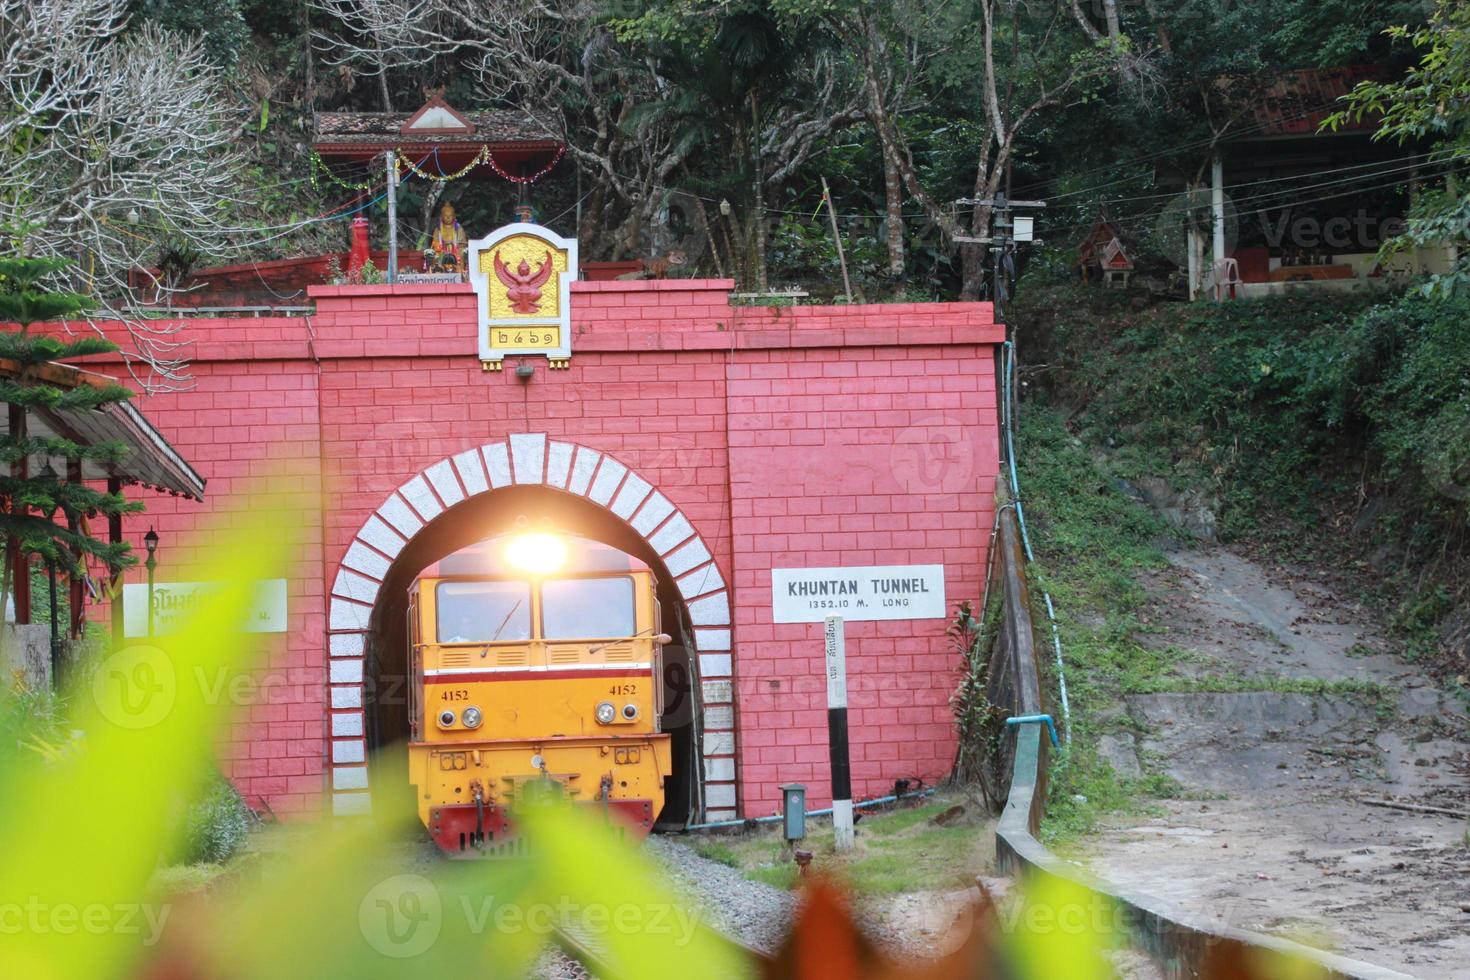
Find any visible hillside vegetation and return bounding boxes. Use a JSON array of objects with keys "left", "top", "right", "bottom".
[{"left": 1013, "top": 270, "right": 1470, "bottom": 681}]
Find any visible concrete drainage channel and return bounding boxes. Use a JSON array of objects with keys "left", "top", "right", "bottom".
[{"left": 985, "top": 504, "right": 1412, "bottom": 980}]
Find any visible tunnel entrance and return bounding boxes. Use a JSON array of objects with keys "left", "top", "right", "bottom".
[{"left": 360, "top": 485, "right": 705, "bottom": 829}]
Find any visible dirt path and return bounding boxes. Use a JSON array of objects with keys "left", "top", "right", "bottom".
[{"left": 1078, "top": 545, "right": 1470, "bottom": 978}]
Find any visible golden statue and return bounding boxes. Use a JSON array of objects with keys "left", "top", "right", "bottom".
[{"left": 428, "top": 203, "right": 468, "bottom": 274}]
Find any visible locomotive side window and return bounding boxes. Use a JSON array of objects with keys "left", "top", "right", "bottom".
[
  {"left": 436, "top": 581, "right": 531, "bottom": 643},
  {"left": 542, "top": 577, "right": 635, "bottom": 639}
]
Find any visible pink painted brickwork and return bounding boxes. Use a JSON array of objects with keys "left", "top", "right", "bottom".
[{"left": 60, "top": 279, "right": 1001, "bottom": 818}]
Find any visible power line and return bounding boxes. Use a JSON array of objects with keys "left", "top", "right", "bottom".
[
  {"left": 1036, "top": 160, "right": 1466, "bottom": 242},
  {"left": 1068, "top": 150, "right": 1444, "bottom": 209},
  {"left": 1013, "top": 99, "right": 1352, "bottom": 201}
]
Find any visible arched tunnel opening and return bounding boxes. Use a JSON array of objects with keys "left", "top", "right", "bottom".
[{"left": 360, "top": 485, "right": 705, "bottom": 832}]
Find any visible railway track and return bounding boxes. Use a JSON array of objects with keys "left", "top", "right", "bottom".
[{"left": 551, "top": 914, "right": 774, "bottom": 979}]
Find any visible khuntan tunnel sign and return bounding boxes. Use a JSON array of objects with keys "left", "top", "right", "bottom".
[{"left": 770, "top": 565, "right": 947, "bottom": 623}]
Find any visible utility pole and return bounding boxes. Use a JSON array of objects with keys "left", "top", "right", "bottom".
[
  {"left": 954, "top": 194, "right": 1045, "bottom": 470},
  {"left": 952, "top": 193, "right": 1045, "bottom": 324},
  {"left": 386, "top": 150, "right": 399, "bottom": 284}
]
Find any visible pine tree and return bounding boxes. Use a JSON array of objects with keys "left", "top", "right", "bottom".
[{"left": 0, "top": 253, "right": 141, "bottom": 629}]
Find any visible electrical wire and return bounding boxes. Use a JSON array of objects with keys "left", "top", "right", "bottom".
[
  {"left": 1049, "top": 150, "right": 1446, "bottom": 210},
  {"left": 1035, "top": 153, "right": 1469, "bottom": 241},
  {"left": 1012, "top": 99, "right": 1355, "bottom": 200}
]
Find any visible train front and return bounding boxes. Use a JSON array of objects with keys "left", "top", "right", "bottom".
[{"left": 406, "top": 531, "right": 673, "bottom": 856}]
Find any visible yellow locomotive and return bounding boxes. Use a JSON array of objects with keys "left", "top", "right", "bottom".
[{"left": 407, "top": 531, "right": 673, "bottom": 856}]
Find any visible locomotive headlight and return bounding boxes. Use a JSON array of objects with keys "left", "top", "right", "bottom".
[
  {"left": 505, "top": 533, "right": 567, "bottom": 576},
  {"left": 461, "top": 706, "right": 483, "bottom": 729},
  {"left": 594, "top": 701, "right": 616, "bottom": 725},
  {"left": 622, "top": 703, "right": 639, "bottom": 720},
  {"left": 438, "top": 709, "right": 456, "bottom": 728}
]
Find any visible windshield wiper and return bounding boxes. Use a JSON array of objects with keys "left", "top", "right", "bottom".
[{"left": 490, "top": 599, "right": 523, "bottom": 642}]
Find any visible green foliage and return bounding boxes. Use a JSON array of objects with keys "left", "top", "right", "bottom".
[
  {"left": 174, "top": 772, "right": 252, "bottom": 865},
  {"left": 0, "top": 258, "right": 91, "bottom": 330},
  {"left": 1017, "top": 278, "right": 1366, "bottom": 535},
  {"left": 1321, "top": 292, "right": 1470, "bottom": 509},
  {"left": 129, "top": 0, "right": 249, "bottom": 68},
  {"left": 0, "top": 251, "right": 140, "bottom": 588},
  {"left": 0, "top": 684, "right": 68, "bottom": 765},
  {"left": 1015, "top": 276, "right": 1470, "bottom": 553},
  {"left": 1004, "top": 408, "right": 1186, "bottom": 841},
  {"left": 949, "top": 599, "right": 1006, "bottom": 802},
  {"left": 688, "top": 794, "right": 993, "bottom": 895},
  {"left": 1015, "top": 270, "right": 1469, "bottom": 676}
]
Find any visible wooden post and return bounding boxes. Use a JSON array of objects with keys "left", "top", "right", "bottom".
[
  {"left": 821, "top": 176, "right": 854, "bottom": 303},
  {"left": 1186, "top": 182, "right": 1204, "bottom": 301},
  {"left": 108, "top": 476, "right": 123, "bottom": 645},
  {"left": 1211, "top": 153, "right": 1226, "bottom": 298},
  {"left": 8, "top": 404, "right": 29, "bottom": 625},
  {"left": 825, "top": 615, "right": 854, "bottom": 851},
  {"left": 67, "top": 459, "right": 84, "bottom": 640}
]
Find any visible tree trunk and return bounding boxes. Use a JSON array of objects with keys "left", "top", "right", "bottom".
[
  {"left": 960, "top": 245, "right": 987, "bottom": 301},
  {"left": 880, "top": 132, "right": 905, "bottom": 290},
  {"left": 750, "top": 96, "right": 769, "bottom": 292},
  {"left": 301, "top": 3, "right": 316, "bottom": 111},
  {"left": 691, "top": 196, "right": 726, "bottom": 279},
  {"left": 373, "top": 38, "right": 393, "bottom": 113},
  {"left": 1141, "top": 0, "right": 1173, "bottom": 53}
]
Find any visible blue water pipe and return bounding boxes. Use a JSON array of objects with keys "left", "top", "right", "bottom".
[
  {"left": 1006, "top": 713, "right": 1061, "bottom": 749},
  {"left": 1001, "top": 341, "right": 1072, "bottom": 747}
]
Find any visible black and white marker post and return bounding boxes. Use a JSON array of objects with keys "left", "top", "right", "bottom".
[{"left": 824, "top": 615, "right": 854, "bottom": 850}]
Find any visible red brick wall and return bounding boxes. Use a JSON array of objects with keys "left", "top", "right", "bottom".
[
  {"left": 62, "top": 279, "right": 1000, "bottom": 819},
  {"left": 727, "top": 346, "right": 998, "bottom": 816}
]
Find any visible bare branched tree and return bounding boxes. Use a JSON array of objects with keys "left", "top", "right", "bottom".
[
  {"left": 856, "top": 0, "right": 1120, "bottom": 299},
  {"left": 308, "top": 0, "right": 479, "bottom": 110},
  {"left": 0, "top": 0, "right": 252, "bottom": 389},
  {"left": 314, "top": 0, "right": 865, "bottom": 282},
  {"left": 844, "top": 0, "right": 963, "bottom": 284}
]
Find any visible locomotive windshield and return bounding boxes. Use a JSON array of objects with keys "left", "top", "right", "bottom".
[
  {"left": 542, "top": 576, "right": 635, "bottom": 639},
  {"left": 436, "top": 581, "right": 531, "bottom": 643}
]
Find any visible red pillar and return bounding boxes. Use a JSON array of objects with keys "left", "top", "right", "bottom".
[
  {"left": 8, "top": 404, "right": 29, "bottom": 624},
  {"left": 347, "top": 217, "right": 370, "bottom": 277}
]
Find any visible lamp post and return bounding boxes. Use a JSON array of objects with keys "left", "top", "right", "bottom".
[{"left": 144, "top": 527, "right": 159, "bottom": 637}]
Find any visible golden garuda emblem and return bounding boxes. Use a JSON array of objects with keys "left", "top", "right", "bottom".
[{"left": 468, "top": 223, "right": 578, "bottom": 369}]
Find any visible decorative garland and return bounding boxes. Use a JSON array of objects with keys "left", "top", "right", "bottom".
[
  {"left": 397, "top": 146, "right": 492, "bottom": 183},
  {"left": 485, "top": 144, "right": 566, "bottom": 185},
  {"left": 317, "top": 143, "right": 566, "bottom": 188},
  {"left": 397, "top": 144, "right": 566, "bottom": 185},
  {"left": 309, "top": 150, "right": 379, "bottom": 192}
]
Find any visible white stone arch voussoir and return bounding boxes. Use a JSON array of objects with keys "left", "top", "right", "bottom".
[{"left": 323, "top": 433, "right": 737, "bottom": 819}]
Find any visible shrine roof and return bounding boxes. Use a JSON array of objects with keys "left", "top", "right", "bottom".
[
  {"left": 0, "top": 359, "right": 205, "bottom": 501},
  {"left": 313, "top": 109, "right": 560, "bottom": 149}
]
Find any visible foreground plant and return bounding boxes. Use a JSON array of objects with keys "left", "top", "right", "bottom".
[{"left": 0, "top": 498, "right": 1344, "bottom": 979}]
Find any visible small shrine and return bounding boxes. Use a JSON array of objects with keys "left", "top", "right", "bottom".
[
  {"left": 1099, "top": 238, "right": 1135, "bottom": 288},
  {"left": 312, "top": 93, "right": 565, "bottom": 284},
  {"left": 1077, "top": 215, "right": 1135, "bottom": 288}
]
